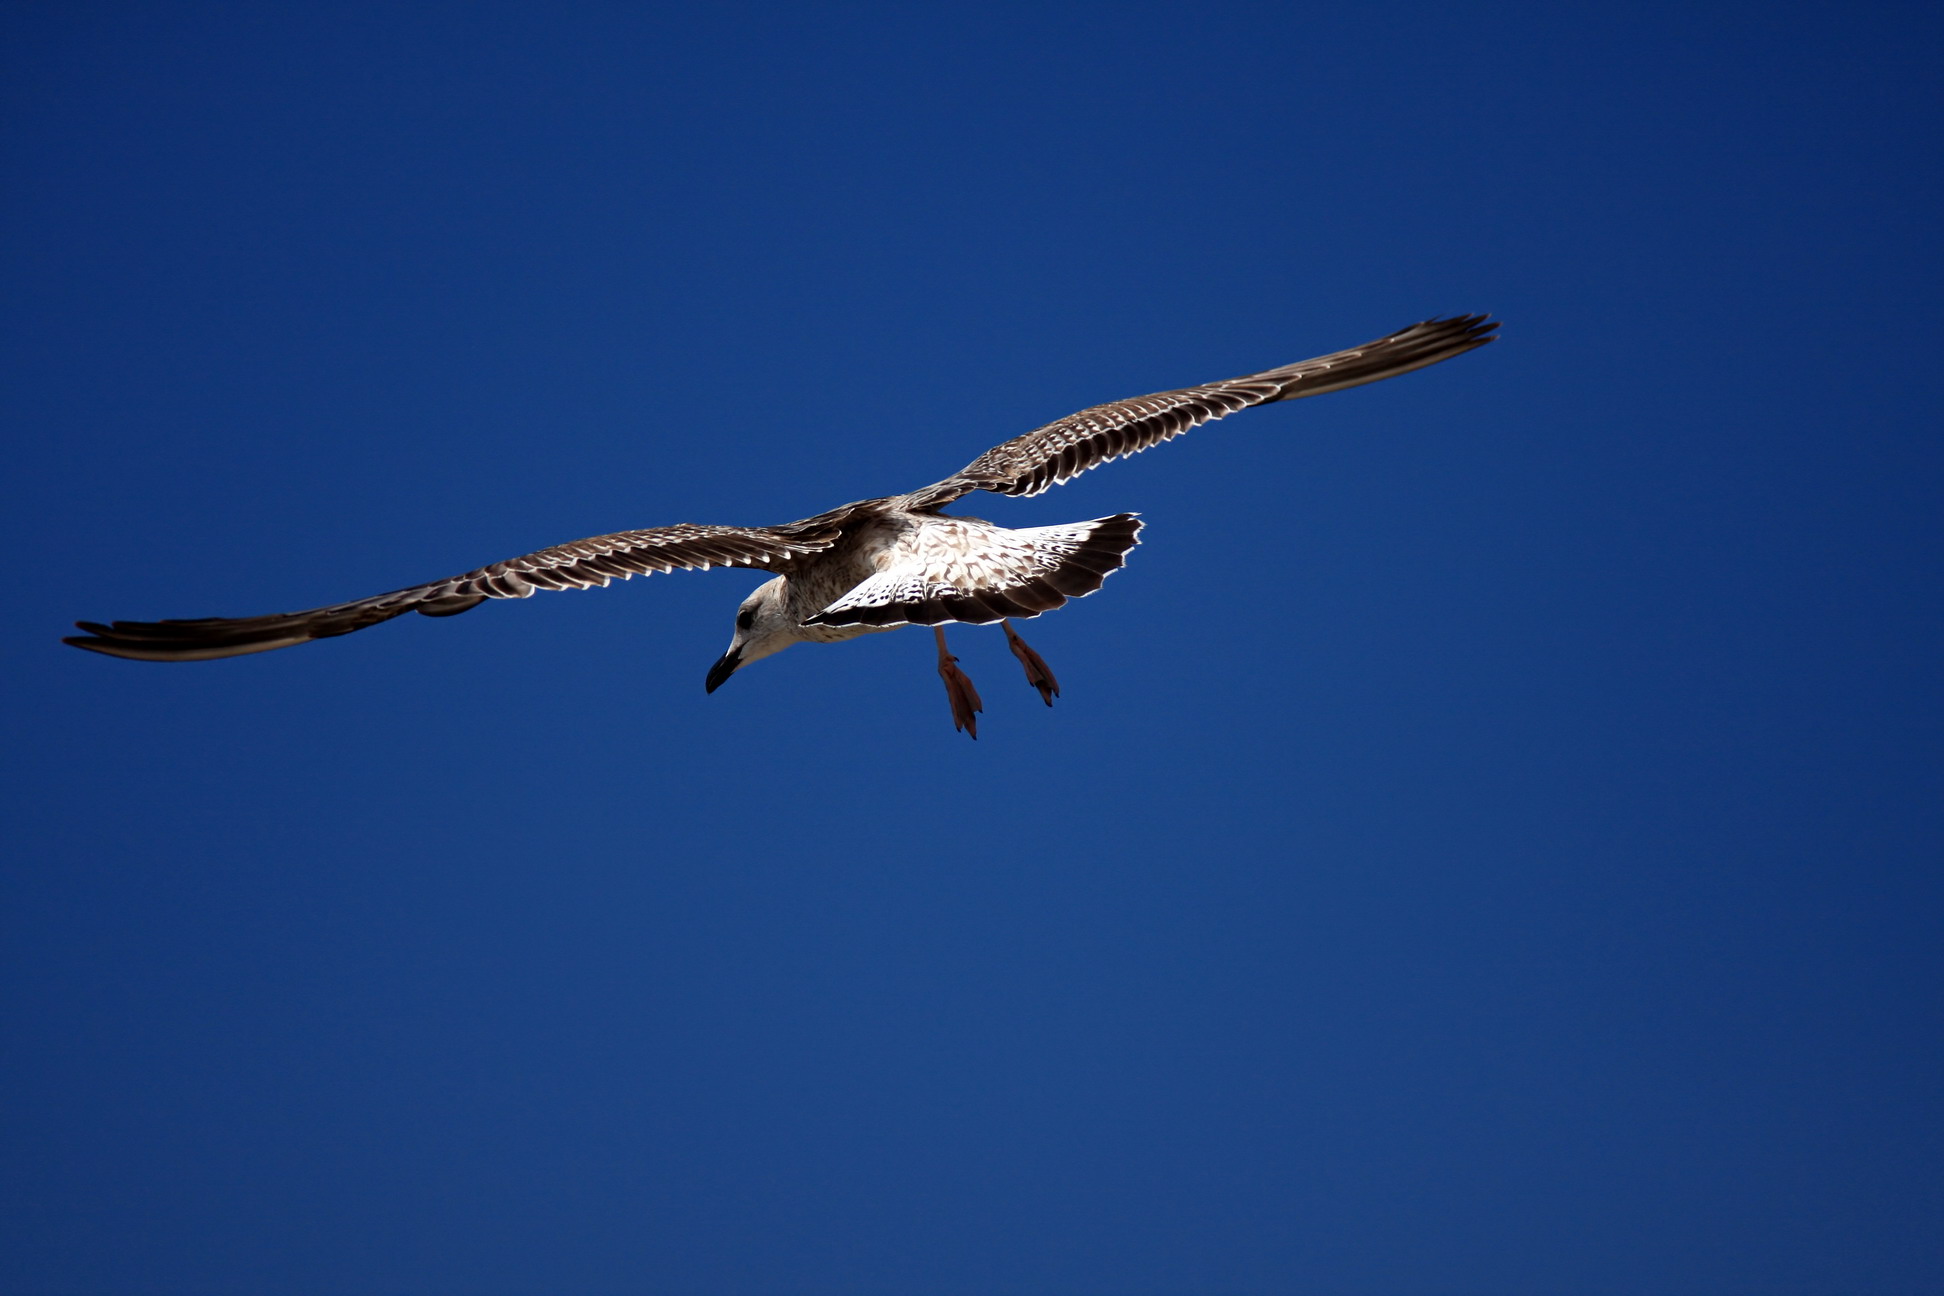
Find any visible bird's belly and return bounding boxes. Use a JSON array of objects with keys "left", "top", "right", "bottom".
[{"left": 799, "top": 621, "right": 896, "bottom": 645}]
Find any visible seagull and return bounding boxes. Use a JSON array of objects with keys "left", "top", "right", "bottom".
[{"left": 66, "top": 314, "right": 1496, "bottom": 736}]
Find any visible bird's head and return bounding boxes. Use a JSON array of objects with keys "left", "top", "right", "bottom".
[{"left": 705, "top": 577, "right": 798, "bottom": 693}]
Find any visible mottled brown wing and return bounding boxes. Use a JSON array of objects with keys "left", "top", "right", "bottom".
[
  {"left": 65, "top": 521, "right": 841, "bottom": 662},
  {"left": 904, "top": 315, "right": 1496, "bottom": 507}
]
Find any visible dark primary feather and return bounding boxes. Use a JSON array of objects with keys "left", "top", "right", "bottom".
[
  {"left": 902, "top": 314, "right": 1497, "bottom": 507},
  {"left": 65, "top": 522, "right": 838, "bottom": 662}
]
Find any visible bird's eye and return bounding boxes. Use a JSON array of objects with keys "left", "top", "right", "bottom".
[{"left": 736, "top": 608, "right": 756, "bottom": 630}]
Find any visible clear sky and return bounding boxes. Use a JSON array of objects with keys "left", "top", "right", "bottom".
[{"left": 3, "top": 3, "right": 1940, "bottom": 1293}]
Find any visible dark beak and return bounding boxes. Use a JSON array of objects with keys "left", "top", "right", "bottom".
[{"left": 704, "top": 649, "right": 741, "bottom": 694}]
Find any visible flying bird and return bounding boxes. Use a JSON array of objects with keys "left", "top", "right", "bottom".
[{"left": 66, "top": 314, "right": 1496, "bottom": 736}]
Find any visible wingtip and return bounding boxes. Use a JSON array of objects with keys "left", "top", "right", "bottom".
[
  {"left": 64, "top": 624, "right": 121, "bottom": 655},
  {"left": 1422, "top": 311, "right": 1496, "bottom": 329},
  {"left": 1416, "top": 313, "right": 1499, "bottom": 354},
  {"left": 62, "top": 633, "right": 146, "bottom": 661}
]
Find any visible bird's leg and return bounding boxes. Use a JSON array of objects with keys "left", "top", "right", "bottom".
[
  {"left": 1002, "top": 620, "right": 1060, "bottom": 707},
  {"left": 933, "top": 626, "right": 983, "bottom": 739}
]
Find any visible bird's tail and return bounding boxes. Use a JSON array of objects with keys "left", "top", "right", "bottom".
[{"left": 804, "top": 513, "right": 1143, "bottom": 629}]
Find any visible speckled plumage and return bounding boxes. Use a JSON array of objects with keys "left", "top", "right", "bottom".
[{"left": 65, "top": 316, "right": 1497, "bottom": 699}]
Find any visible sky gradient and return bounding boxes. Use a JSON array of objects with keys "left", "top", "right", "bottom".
[{"left": 4, "top": 3, "right": 1941, "bottom": 1293}]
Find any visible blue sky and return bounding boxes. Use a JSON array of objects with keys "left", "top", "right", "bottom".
[{"left": 3, "top": 3, "right": 1941, "bottom": 1293}]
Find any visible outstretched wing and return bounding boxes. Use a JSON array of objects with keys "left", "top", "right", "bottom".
[
  {"left": 903, "top": 314, "right": 1496, "bottom": 507},
  {"left": 66, "top": 522, "right": 841, "bottom": 662}
]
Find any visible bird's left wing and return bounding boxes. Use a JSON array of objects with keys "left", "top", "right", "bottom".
[
  {"left": 66, "top": 521, "right": 839, "bottom": 662},
  {"left": 902, "top": 314, "right": 1496, "bottom": 508}
]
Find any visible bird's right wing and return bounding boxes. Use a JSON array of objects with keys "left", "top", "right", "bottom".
[
  {"left": 66, "top": 521, "right": 840, "bottom": 662},
  {"left": 902, "top": 314, "right": 1496, "bottom": 508}
]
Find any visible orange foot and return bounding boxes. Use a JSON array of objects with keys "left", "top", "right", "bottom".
[
  {"left": 1003, "top": 620, "right": 1060, "bottom": 707},
  {"left": 933, "top": 627, "right": 984, "bottom": 738}
]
